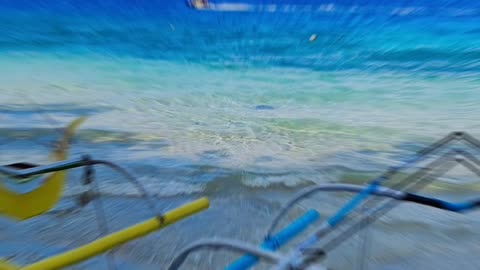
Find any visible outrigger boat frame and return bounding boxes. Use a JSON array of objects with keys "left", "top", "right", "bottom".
[
  {"left": 0, "top": 117, "right": 210, "bottom": 270},
  {"left": 168, "top": 132, "right": 480, "bottom": 270},
  {"left": 3, "top": 120, "right": 480, "bottom": 270}
]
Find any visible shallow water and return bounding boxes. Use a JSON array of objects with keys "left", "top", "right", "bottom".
[{"left": 1, "top": 0, "right": 480, "bottom": 269}]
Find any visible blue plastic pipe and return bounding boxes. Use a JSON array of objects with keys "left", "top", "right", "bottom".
[{"left": 225, "top": 209, "right": 320, "bottom": 270}]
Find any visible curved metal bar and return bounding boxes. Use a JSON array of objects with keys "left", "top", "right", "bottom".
[
  {"left": 1, "top": 157, "right": 160, "bottom": 218},
  {"left": 297, "top": 134, "right": 458, "bottom": 245},
  {"left": 294, "top": 151, "right": 456, "bottom": 253},
  {"left": 266, "top": 184, "right": 405, "bottom": 238},
  {"left": 167, "top": 239, "right": 283, "bottom": 270},
  {"left": 273, "top": 151, "right": 460, "bottom": 270},
  {"left": 85, "top": 159, "right": 159, "bottom": 217}
]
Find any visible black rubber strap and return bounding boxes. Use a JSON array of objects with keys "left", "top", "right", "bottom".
[
  {"left": 403, "top": 193, "right": 447, "bottom": 210},
  {"left": 4, "top": 162, "right": 40, "bottom": 170}
]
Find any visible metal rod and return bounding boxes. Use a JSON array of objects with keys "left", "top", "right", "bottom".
[{"left": 0, "top": 157, "right": 86, "bottom": 178}]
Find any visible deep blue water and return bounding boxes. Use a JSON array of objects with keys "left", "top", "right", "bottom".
[{"left": 1, "top": 0, "right": 479, "bottom": 74}]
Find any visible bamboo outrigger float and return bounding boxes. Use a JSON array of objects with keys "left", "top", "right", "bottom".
[{"left": 0, "top": 117, "right": 210, "bottom": 270}]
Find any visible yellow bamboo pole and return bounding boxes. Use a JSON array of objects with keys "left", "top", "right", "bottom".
[
  {"left": 20, "top": 197, "right": 209, "bottom": 270},
  {"left": 0, "top": 260, "right": 18, "bottom": 270}
]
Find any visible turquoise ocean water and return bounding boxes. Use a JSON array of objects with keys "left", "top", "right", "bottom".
[{"left": 1, "top": 0, "right": 480, "bottom": 269}]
